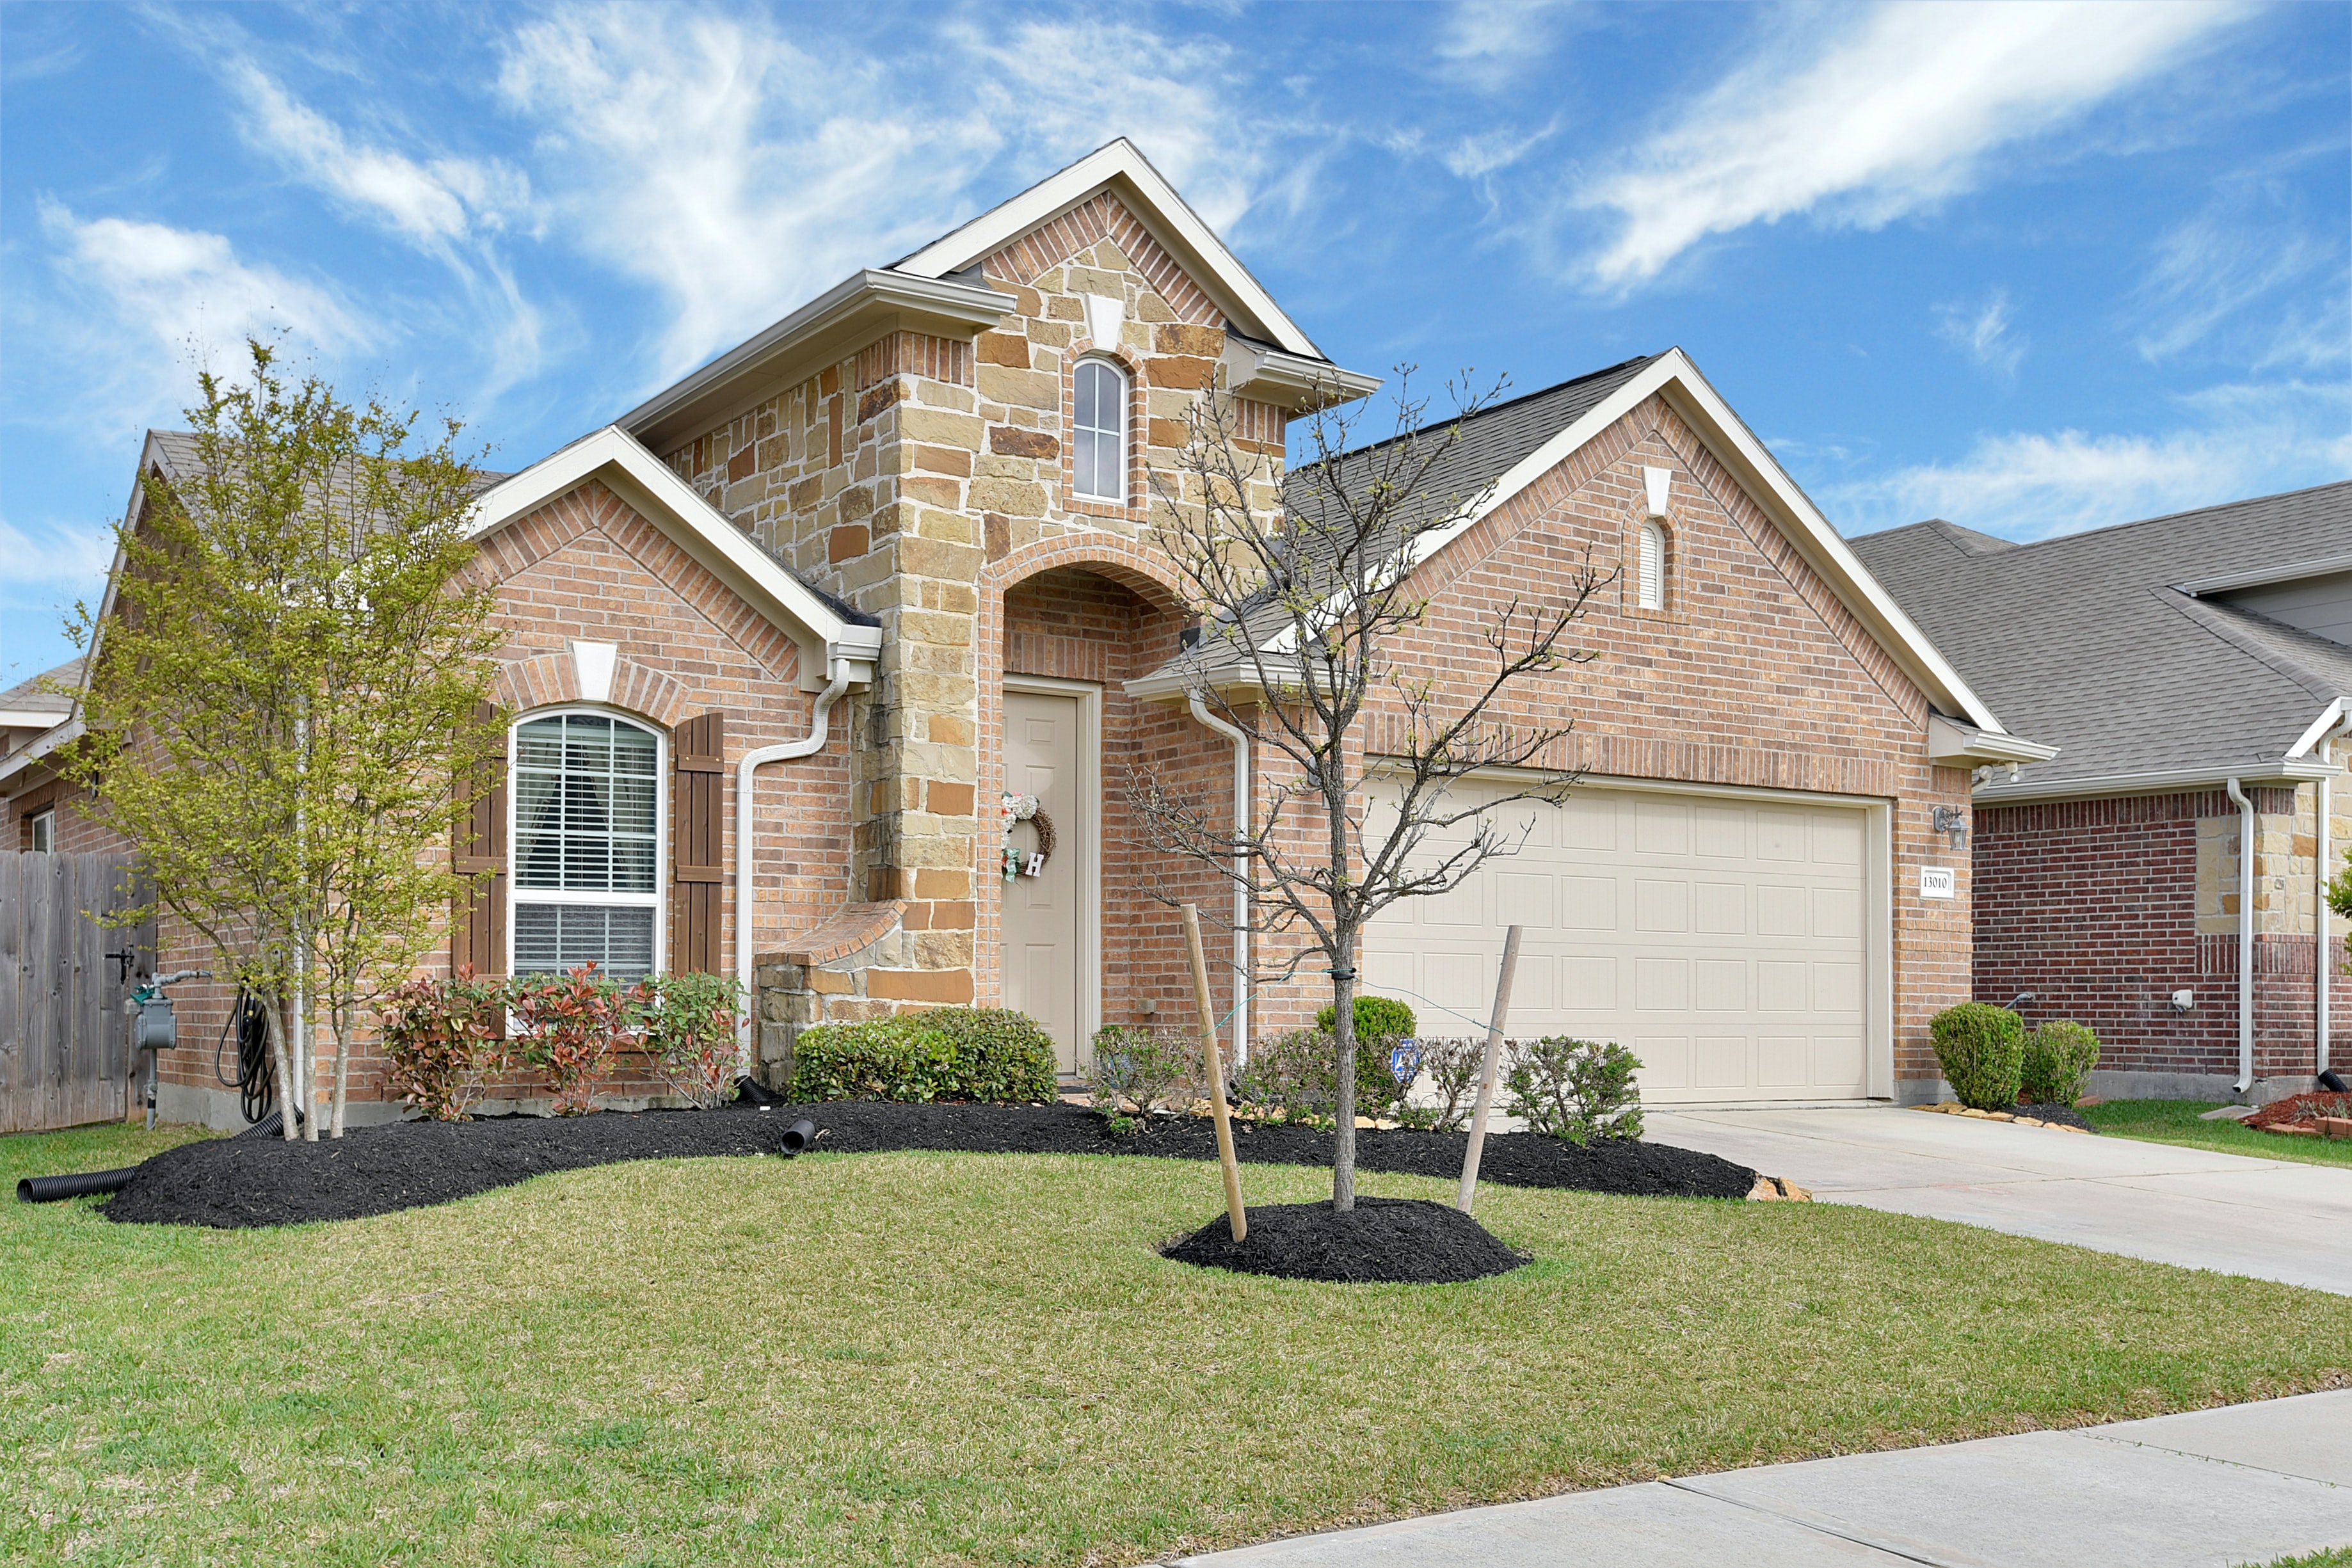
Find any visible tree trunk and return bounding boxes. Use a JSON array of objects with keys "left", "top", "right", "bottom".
[
  {"left": 329, "top": 1001, "right": 351, "bottom": 1139},
  {"left": 268, "top": 993, "right": 298, "bottom": 1140},
  {"left": 294, "top": 975, "right": 317, "bottom": 1140},
  {"left": 1331, "top": 947, "right": 1357, "bottom": 1212}
]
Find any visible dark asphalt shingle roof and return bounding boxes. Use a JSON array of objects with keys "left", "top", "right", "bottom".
[
  {"left": 1850, "top": 483, "right": 2352, "bottom": 797},
  {"left": 1151, "top": 353, "right": 1661, "bottom": 677},
  {"left": 0, "top": 659, "right": 81, "bottom": 714}
]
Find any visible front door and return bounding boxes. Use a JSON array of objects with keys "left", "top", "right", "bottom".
[{"left": 1002, "top": 689, "right": 1086, "bottom": 1071}]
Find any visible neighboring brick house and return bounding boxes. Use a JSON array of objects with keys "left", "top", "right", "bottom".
[
  {"left": 6, "top": 139, "right": 2044, "bottom": 1126},
  {"left": 1855, "top": 485, "right": 2352, "bottom": 1103},
  {"left": 0, "top": 660, "right": 88, "bottom": 854}
]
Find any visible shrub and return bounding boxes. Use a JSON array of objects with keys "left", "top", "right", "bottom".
[
  {"left": 378, "top": 966, "right": 510, "bottom": 1121},
  {"left": 1932, "top": 1003, "right": 2026, "bottom": 1110},
  {"left": 510, "top": 964, "right": 634, "bottom": 1116},
  {"left": 1505, "top": 1036, "right": 1645, "bottom": 1144},
  {"left": 920, "top": 1008, "right": 1060, "bottom": 1103},
  {"left": 1234, "top": 1028, "right": 1340, "bottom": 1126},
  {"left": 1313, "top": 996, "right": 1420, "bottom": 1120},
  {"left": 790, "top": 1008, "right": 1059, "bottom": 1105},
  {"left": 639, "top": 972, "right": 744, "bottom": 1110},
  {"left": 1086, "top": 1024, "right": 1196, "bottom": 1124},
  {"left": 2021, "top": 1019, "right": 2100, "bottom": 1105},
  {"left": 1404, "top": 1036, "right": 1489, "bottom": 1132}
]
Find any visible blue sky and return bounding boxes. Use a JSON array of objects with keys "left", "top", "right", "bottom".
[{"left": 4, "top": 1, "right": 2346, "bottom": 686}]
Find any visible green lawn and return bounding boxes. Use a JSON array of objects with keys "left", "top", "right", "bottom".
[
  {"left": 5, "top": 1123, "right": 2349, "bottom": 1567},
  {"left": 2082, "top": 1099, "right": 2352, "bottom": 1169}
]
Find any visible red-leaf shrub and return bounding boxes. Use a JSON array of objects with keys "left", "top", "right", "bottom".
[
  {"left": 639, "top": 972, "right": 743, "bottom": 1109},
  {"left": 509, "top": 964, "right": 633, "bottom": 1116},
  {"left": 379, "top": 966, "right": 511, "bottom": 1121}
]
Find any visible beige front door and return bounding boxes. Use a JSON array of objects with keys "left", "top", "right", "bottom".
[{"left": 1002, "top": 689, "right": 1087, "bottom": 1072}]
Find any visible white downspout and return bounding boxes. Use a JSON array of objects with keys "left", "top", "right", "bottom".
[
  {"left": 1188, "top": 693, "right": 1251, "bottom": 1071},
  {"left": 2318, "top": 719, "right": 2350, "bottom": 1078},
  {"left": 735, "top": 660, "right": 853, "bottom": 1071},
  {"left": 2227, "top": 778, "right": 2255, "bottom": 1096}
]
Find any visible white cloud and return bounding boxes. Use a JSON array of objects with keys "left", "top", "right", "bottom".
[
  {"left": 29, "top": 200, "right": 371, "bottom": 437},
  {"left": 1934, "top": 289, "right": 2025, "bottom": 376},
  {"left": 1578, "top": 2, "right": 2248, "bottom": 288},
  {"left": 1832, "top": 380, "right": 2351, "bottom": 539},
  {"left": 0, "top": 516, "right": 115, "bottom": 601},
  {"left": 228, "top": 61, "right": 527, "bottom": 248},
  {"left": 496, "top": 5, "right": 1309, "bottom": 392},
  {"left": 1443, "top": 122, "right": 1557, "bottom": 182},
  {"left": 1434, "top": 1, "right": 1580, "bottom": 91},
  {"left": 2134, "top": 209, "right": 2335, "bottom": 363}
]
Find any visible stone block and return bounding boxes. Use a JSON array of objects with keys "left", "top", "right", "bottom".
[
  {"left": 913, "top": 444, "right": 972, "bottom": 477},
  {"left": 968, "top": 477, "right": 1047, "bottom": 518},
  {"left": 915, "top": 931, "right": 975, "bottom": 968},
  {"left": 807, "top": 968, "right": 854, "bottom": 996},
  {"left": 901, "top": 474, "right": 961, "bottom": 509},
  {"left": 1155, "top": 323, "right": 1223, "bottom": 356},
  {"left": 828, "top": 524, "right": 869, "bottom": 563},
  {"left": 928, "top": 713, "right": 975, "bottom": 747},
  {"left": 929, "top": 780, "right": 977, "bottom": 817},
  {"left": 976, "top": 331, "right": 1031, "bottom": 367},
  {"left": 977, "top": 365, "right": 1060, "bottom": 410},
  {"left": 991, "top": 428, "right": 1060, "bottom": 460},
  {"left": 897, "top": 536, "right": 986, "bottom": 582},
  {"left": 867, "top": 967, "right": 975, "bottom": 1004},
  {"left": 897, "top": 407, "right": 986, "bottom": 449},
  {"left": 913, "top": 866, "right": 971, "bottom": 899}
]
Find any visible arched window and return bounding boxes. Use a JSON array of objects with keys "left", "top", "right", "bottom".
[
  {"left": 510, "top": 710, "right": 662, "bottom": 981},
  {"left": 1072, "top": 358, "right": 1127, "bottom": 502},
  {"left": 1638, "top": 521, "right": 1666, "bottom": 611}
]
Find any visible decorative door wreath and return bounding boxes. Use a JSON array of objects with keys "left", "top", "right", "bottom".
[{"left": 1000, "top": 792, "right": 1057, "bottom": 883}]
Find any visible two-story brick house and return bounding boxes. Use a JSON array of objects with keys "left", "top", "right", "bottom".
[{"left": 10, "top": 140, "right": 2042, "bottom": 1127}]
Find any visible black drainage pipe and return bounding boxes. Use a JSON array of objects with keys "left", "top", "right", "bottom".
[
  {"left": 780, "top": 1118, "right": 818, "bottom": 1155},
  {"left": 17, "top": 1167, "right": 139, "bottom": 1204}
]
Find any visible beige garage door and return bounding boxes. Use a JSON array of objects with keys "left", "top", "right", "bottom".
[{"left": 1362, "top": 781, "right": 1873, "bottom": 1104}]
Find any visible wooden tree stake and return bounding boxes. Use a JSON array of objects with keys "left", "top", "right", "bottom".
[
  {"left": 1182, "top": 902, "right": 1248, "bottom": 1242},
  {"left": 1457, "top": 924, "right": 1524, "bottom": 1213}
]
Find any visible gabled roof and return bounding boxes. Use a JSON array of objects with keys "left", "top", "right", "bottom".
[
  {"left": 1851, "top": 482, "right": 2352, "bottom": 802},
  {"left": 0, "top": 658, "right": 80, "bottom": 720},
  {"left": 621, "top": 140, "right": 1375, "bottom": 451},
  {"left": 467, "top": 426, "right": 882, "bottom": 691},
  {"left": 1137, "top": 347, "right": 2015, "bottom": 740}
]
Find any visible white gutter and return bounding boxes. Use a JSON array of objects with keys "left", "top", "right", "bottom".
[
  {"left": 2316, "top": 714, "right": 2350, "bottom": 1078},
  {"left": 1188, "top": 694, "right": 1251, "bottom": 1071},
  {"left": 735, "top": 661, "right": 853, "bottom": 1070},
  {"left": 2227, "top": 777, "right": 2256, "bottom": 1096}
]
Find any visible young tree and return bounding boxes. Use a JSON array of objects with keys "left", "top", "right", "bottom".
[
  {"left": 1134, "top": 373, "right": 1610, "bottom": 1210},
  {"left": 61, "top": 339, "right": 504, "bottom": 1138}
]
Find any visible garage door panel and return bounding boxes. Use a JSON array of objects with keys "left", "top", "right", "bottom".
[
  {"left": 1694, "top": 882, "right": 1747, "bottom": 932},
  {"left": 1366, "top": 783, "right": 1872, "bottom": 1103},
  {"left": 1635, "top": 879, "right": 1688, "bottom": 931},
  {"left": 1562, "top": 876, "right": 1616, "bottom": 929}
]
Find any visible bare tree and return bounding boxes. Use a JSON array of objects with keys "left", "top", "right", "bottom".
[{"left": 1134, "top": 371, "right": 1610, "bottom": 1210}]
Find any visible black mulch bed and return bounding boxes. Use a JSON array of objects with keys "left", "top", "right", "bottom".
[
  {"left": 1165, "top": 1197, "right": 1528, "bottom": 1284},
  {"left": 2019, "top": 1101, "right": 2096, "bottom": 1132},
  {"left": 100, "top": 1100, "right": 1756, "bottom": 1230}
]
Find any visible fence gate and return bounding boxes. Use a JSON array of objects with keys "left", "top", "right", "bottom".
[{"left": 0, "top": 852, "right": 152, "bottom": 1134}]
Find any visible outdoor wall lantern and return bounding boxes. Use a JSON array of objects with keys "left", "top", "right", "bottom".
[{"left": 1932, "top": 804, "right": 1969, "bottom": 852}]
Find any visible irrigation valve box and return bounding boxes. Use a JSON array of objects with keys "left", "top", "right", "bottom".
[{"left": 134, "top": 996, "right": 178, "bottom": 1053}]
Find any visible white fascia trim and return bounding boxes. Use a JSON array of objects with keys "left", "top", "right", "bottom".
[
  {"left": 616, "top": 269, "right": 1013, "bottom": 444},
  {"left": 467, "top": 426, "right": 882, "bottom": 682},
  {"left": 2289, "top": 698, "right": 2347, "bottom": 758},
  {"left": 2177, "top": 554, "right": 2352, "bottom": 596},
  {"left": 1926, "top": 712, "right": 2060, "bottom": 767},
  {"left": 893, "top": 138, "right": 1324, "bottom": 361},
  {"left": 0, "top": 708, "right": 73, "bottom": 729},
  {"left": 1974, "top": 758, "right": 2339, "bottom": 804},
  {"left": 0, "top": 717, "right": 84, "bottom": 786},
  {"left": 1222, "top": 338, "right": 1382, "bottom": 411},
  {"left": 1344, "top": 349, "right": 2006, "bottom": 733}
]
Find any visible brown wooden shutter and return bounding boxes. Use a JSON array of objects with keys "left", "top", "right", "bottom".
[
  {"left": 452, "top": 700, "right": 508, "bottom": 982},
  {"left": 670, "top": 712, "right": 726, "bottom": 975}
]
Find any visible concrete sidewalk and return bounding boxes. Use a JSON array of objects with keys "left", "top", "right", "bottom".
[
  {"left": 1647, "top": 1106, "right": 2352, "bottom": 1295},
  {"left": 1174, "top": 1389, "right": 2352, "bottom": 1567}
]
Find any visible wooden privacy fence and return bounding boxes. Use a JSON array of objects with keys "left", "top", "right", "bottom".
[{"left": 0, "top": 851, "right": 152, "bottom": 1134}]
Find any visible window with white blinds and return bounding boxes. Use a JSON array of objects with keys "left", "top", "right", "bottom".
[{"left": 509, "top": 711, "right": 661, "bottom": 980}]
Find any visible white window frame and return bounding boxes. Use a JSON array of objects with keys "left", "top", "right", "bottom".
[
  {"left": 506, "top": 707, "right": 666, "bottom": 980},
  {"left": 1638, "top": 520, "right": 1666, "bottom": 611},
  {"left": 1071, "top": 356, "right": 1129, "bottom": 504},
  {"left": 28, "top": 808, "right": 54, "bottom": 854}
]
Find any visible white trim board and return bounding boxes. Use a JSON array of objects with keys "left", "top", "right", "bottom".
[
  {"left": 467, "top": 425, "right": 882, "bottom": 692},
  {"left": 895, "top": 139, "right": 1322, "bottom": 362}
]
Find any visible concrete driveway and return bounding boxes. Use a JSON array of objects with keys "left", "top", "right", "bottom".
[{"left": 1648, "top": 1106, "right": 2352, "bottom": 1295}]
